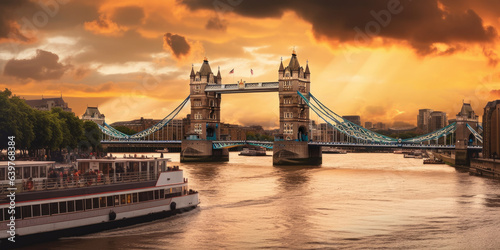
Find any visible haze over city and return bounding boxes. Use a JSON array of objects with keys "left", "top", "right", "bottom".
[{"left": 1, "top": 0, "right": 500, "bottom": 128}]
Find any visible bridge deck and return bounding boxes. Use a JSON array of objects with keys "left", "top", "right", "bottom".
[
  {"left": 101, "top": 140, "right": 482, "bottom": 150},
  {"left": 204, "top": 82, "right": 279, "bottom": 94}
]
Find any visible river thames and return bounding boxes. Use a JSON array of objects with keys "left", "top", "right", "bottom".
[{"left": 28, "top": 152, "right": 500, "bottom": 249}]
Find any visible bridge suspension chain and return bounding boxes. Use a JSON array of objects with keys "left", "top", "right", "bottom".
[
  {"left": 96, "top": 95, "right": 190, "bottom": 140},
  {"left": 466, "top": 123, "right": 483, "bottom": 143},
  {"left": 301, "top": 91, "right": 459, "bottom": 144}
]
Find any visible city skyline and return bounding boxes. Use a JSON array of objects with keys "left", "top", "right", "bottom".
[{"left": 1, "top": 0, "right": 499, "bottom": 128}]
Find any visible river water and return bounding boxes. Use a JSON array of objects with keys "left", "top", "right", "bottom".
[{"left": 28, "top": 152, "right": 500, "bottom": 249}]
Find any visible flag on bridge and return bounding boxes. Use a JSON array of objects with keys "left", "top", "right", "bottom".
[
  {"left": 251, "top": 69, "right": 253, "bottom": 75},
  {"left": 229, "top": 69, "right": 234, "bottom": 74}
]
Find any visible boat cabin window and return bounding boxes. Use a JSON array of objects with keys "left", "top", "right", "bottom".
[
  {"left": 50, "top": 202, "right": 58, "bottom": 215},
  {"left": 40, "top": 166, "right": 47, "bottom": 178},
  {"left": 59, "top": 202, "right": 67, "bottom": 213},
  {"left": 76, "top": 200, "right": 84, "bottom": 211},
  {"left": 0, "top": 167, "right": 5, "bottom": 180},
  {"left": 133, "top": 193, "right": 138, "bottom": 203},
  {"left": 15, "top": 167, "right": 21, "bottom": 179},
  {"left": 127, "top": 194, "right": 132, "bottom": 204},
  {"left": 23, "top": 167, "right": 31, "bottom": 179},
  {"left": 67, "top": 201, "right": 75, "bottom": 212},
  {"left": 15, "top": 207, "right": 21, "bottom": 220},
  {"left": 3, "top": 209, "right": 8, "bottom": 221},
  {"left": 42, "top": 204, "right": 50, "bottom": 216},
  {"left": 32, "top": 167, "right": 39, "bottom": 178},
  {"left": 33, "top": 204, "right": 41, "bottom": 217},
  {"left": 22, "top": 206, "right": 32, "bottom": 218},
  {"left": 93, "top": 198, "right": 99, "bottom": 209},
  {"left": 120, "top": 194, "right": 126, "bottom": 205},
  {"left": 114, "top": 195, "right": 120, "bottom": 206},
  {"left": 100, "top": 197, "right": 106, "bottom": 207},
  {"left": 85, "top": 199, "right": 92, "bottom": 210},
  {"left": 107, "top": 196, "right": 113, "bottom": 207}
]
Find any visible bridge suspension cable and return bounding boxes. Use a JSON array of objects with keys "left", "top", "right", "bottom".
[
  {"left": 300, "top": 91, "right": 458, "bottom": 144},
  {"left": 299, "top": 92, "right": 397, "bottom": 143},
  {"left": 96, "top": 95, "right": 190, "bottom": 140},
  {"left": 466, "top": 123, "right": 483, "bottom": 143},
  {"left": 401, "top": 122, "right": 456, "bottom": 143}
]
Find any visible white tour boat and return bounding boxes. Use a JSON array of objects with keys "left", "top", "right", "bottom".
[{"left": 0, "top": 157, "right": 199, "bottom": 247}]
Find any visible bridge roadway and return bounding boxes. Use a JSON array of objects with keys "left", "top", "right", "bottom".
[
  {"left": 101, "top": 140, "right": 483, "bottom": 150},
  {"left": 204, "top": 82, "right": 279, "bottom": 94}
]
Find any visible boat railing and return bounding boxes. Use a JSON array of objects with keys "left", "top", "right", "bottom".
[{"left": 0, "top": 171, "right": 160, "bottom": 194}]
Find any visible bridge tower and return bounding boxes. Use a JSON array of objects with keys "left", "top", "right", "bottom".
[
  {"left": 454, "top": 102, "right": 480, "bottom": 165},
  {"left": 273, "top": 50, "right": 322, "bottom": 165},
  {"left": 181, "top": 57, "right": 228, "bottom": 162}
]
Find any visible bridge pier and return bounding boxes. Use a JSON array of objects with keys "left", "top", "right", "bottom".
[
  {"left": 180, "top": 140, "right": 229, "bottom": 163},
  {"left": 273, "top": 141, "right": 322, "bottom": 166}
]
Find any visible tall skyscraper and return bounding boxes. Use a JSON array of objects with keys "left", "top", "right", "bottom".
[
  {"left": 365, "top": 121, "right": 373, "bottom": 129},
  {"left": 342, "top": 115, "right": 361, "bottom": 126},
  {"left": 429, "top": 111, "right": 447, "bottom": 132},
  {"left": 417, "top": 109, "right": 433, "bottom": 132}
]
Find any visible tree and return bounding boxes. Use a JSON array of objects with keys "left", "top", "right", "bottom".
[
  {"left": 0, "top": 89, "right": 34, "bottom": 150},
  {"left": 80, "top": 121, "right": 102, "bottom": 152},
  {"left": 51, "top": 107, "right": 83, "bottom": 149},
  {"left": 113, "top": 125, "right": 137, "bottom": 135}
]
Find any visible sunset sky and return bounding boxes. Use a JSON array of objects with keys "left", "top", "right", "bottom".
[{"left": 1, "top": 0, "right": 500, "bottom": 129}]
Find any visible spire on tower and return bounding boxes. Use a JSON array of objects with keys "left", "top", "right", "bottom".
[
  {"left": 217, "top": 66, "right": 221, "bottom": 79},
  {"left": 190, "top": 64, "right": 195, "bottom": 77}
]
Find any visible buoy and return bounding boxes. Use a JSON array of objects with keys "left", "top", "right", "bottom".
[
  {"left": 170, "top": 202, "right": 176, "bottom": 211},
  {"left": 109, "top": 210, "right": 117, "bottom": 221}
]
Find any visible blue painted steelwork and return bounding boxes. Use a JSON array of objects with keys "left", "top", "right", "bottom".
[
  {"left": 466, "top": 123, "right": 483, "bottom": 143},
  {"left": 97, "top": 95, "right": 190, "bottom": 140},
  {"left": 299, "top": 91, "right": 458, "bottom": 144},
  {"left": 212, "top": 140, "right": 274, "bottom": 149}
]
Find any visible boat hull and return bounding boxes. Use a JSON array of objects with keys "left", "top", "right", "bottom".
[{"left": 0, "top": 193, "right": 199, "bottom": 249}]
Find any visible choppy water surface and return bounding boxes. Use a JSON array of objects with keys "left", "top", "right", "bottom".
[{"left": 28, "top": 153, "right": 500, "bottom": 249}]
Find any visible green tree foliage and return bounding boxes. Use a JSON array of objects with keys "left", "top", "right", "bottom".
[
  {"left": 113, "top": 125, "right": 137, "bottom": 135},
  {"left": 81, "top": 121, "right": 102, "bottom": 152},
  {"left": 0, "top": 88, "right": 102, "bottom": 153},
  {"left": 245, "top": 131, "right": 274, "bottom": 141}
]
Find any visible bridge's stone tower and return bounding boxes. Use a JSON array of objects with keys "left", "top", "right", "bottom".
[
  {"left": 181, "top": 58, "right": 228, "bottom": 162},
  {"left": 455, "top": 102, "right": 480, "bottom": 165},
  {"left": 273, "top": 51, "right": 321, "bottom": 165},
  {"left": 188, "top": 57, "right": 221, "bottom": 140},
  {"left": 277, "top": 51, "right": 310, "bottom": 141}
]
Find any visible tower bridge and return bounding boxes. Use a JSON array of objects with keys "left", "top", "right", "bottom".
[{"left": 98, "top": 51, "right": 484, "bottom": 166}]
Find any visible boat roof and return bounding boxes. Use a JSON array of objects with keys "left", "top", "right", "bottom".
[
  {"left": 0, "top": 161, "right": 55, "bottom": 167},
  {"left": 76, "top": 158, "right": 171, "bottom": 163}
]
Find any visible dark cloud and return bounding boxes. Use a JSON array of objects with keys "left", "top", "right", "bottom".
[
  {"left": 205, "top": 17, "right": 227, "bottom": 31},
  {"left": 163, "top": 33, "right": 190, "bottom": 58},
  {"left": 483, "top": 47, "right": 499, "bottom": 67},
  {"left": 112, "top": 6, "right": 145, "bottom": 26},
  {"left": 181, "top": 0, "right": 498, "bottom": 56},
  {"left": 0, "top": 0, "right": 33, "bottom": 42},
  {"left": 3, "top": 49, "right": 70, "bottom": 80}
]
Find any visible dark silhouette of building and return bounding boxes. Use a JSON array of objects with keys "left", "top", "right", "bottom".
[
  {"left": 417, "top": 109, "right": 433, "bottom": 132},
  {"left": 483, "top": 100, "right": 500, "bottom": 159},
  {"left": 25, "top": 96, "right": 72, "bottom": 113},
  {"left": 342, "top": 115, "right": 361, "bottom": 126}
]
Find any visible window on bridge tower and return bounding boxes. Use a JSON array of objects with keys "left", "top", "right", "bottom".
[
  {"left": 194, "top": 124, "right": 202, "bottom": 134},
  {"left": 194, "top": 113, "right": 202, "bottom": 120},
  {"left": 284, "top": 123, "right": 293, "bottom": 134},
  {"left": 284, "top": 97, "right": 292, "bottom": 104}
]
